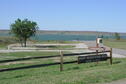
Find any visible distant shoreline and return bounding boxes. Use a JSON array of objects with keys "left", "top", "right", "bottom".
[{"left": 0, "top": 30, "right": 126, "bottom": 35}]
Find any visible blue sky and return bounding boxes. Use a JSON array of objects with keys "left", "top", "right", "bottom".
[{"left": 0, "top": 0, "right": 126, "bottom": 32}]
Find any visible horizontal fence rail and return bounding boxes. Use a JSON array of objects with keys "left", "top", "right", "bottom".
[
  {"left": 0, "top": 61, "right": 77, "bottom": 72},
  {"left": 0, "top": 51, "right": 110, "bottom": 63},
  {"left": 0, "top": 49, "right": 112, "bottom": 72}
]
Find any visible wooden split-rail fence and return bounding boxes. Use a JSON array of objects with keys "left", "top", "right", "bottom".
[{"left": 0, "top": 48, "right": 112, "bottom": 72}]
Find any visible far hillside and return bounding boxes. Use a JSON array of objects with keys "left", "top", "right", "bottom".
[{"left": 0, "top": 30, "right": 126, "bottom": 35}]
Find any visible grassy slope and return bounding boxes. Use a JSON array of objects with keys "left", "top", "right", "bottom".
[
  {"left": 49, "top": 45, "right": 74, "bottom": 49},
  {"left": 0, "top": 43, "right": 8, "bottom": 49},
  {"left": 104, "top": 39, "right": 126, "bottom": 50},
  {"left": 0, "top": 36, "right": 18, "bottom": 49},
  {"left": 35, "top": 40, "right": 81, "bottom": 44},
  {"left": 0, "top": 52, "right": 126, "bottom": 84},
  {"left": 0, "top": 52, "right": 60, "bottom": 60}
]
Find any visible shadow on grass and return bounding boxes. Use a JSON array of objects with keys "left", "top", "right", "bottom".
[
  {"left": 67, "top": 66, "right": 80, "bottom": 70},
  {"left": 113, "top": 61, "right": 122, "bottom": 64}
]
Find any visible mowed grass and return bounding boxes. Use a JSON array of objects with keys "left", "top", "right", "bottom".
[
  {"left": 53, "top": 45, "right": 74, "bottom": 49},
  {"left": 35, "top": 45, "right": 75, "bottom": 50},
  {"left": 0, "top": 52, "right": 126, "bottom": 84},
  {"left": 0, "top": 43, "right": 8, "bottom": 49},
  {"left": 0, "top": 36, "right": 18, "bottom": 49},
  {"left": 0, "top": 52, "right": 60, "bottom": 60},
  {"left": 35, "top": 40, "right": 82, "bottom": 44},
  {"left": 104, "top": 39, "right": 126, "bottom": 50}
]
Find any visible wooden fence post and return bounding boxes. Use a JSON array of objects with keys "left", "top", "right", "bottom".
[
  {"left": 110, "top": 48, "right": 112, "bottom": 65},
  {"left": 77, "top": 56, "right": 80, "bottom": 64},
  {"left": 96, "top": 50, "right": 99, "bottom": 64},
  {"left": 96, "top": 50, "right": 98, "bottom": 55},
  {"left": 60, "top": 51, "right": 63, "bottom": 71}
]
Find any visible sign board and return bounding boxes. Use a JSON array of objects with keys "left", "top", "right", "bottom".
[{"left": 78, "top": 54, "right": 109, "bottom": 63}]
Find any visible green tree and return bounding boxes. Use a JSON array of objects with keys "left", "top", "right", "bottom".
[
  {"left": 114, "top": 32, "right": 120, "bottom": 40},
  {"left": 10, "top": 18, "right": 38, "bottom": 47}
]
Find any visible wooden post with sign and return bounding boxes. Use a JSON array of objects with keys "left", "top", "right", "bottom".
[
  {"left": 96, "top": 38, "right": 103, "bottom": 48},
  {"left": 110, "top": 48, "right": 112, "bottom": 65},
  {"left": 60, "top": 51, "right": 63, "bottom": 71},
  {"left": 96, "top": 38, "right": 99, "bottom": 48}
]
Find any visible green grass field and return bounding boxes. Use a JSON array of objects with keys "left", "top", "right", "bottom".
[
  {"left": 0, "top": 43, "right": 9, "bottom": 49},
  {"left": 0, "top": 36, "right": 18, "bottom": 49},
  {"left": 34, "top": 45, "right": 75, "bottom": 50},
  {"left": 104, "top": 39, "right": 126, "bottom": 50},
  {"left": 0, "top": 52, "right": 126, "bottom": 84},
  {"left": 49, "top": 45, "right": 75, "bottom": 49},
  {"left": 34, "top": 40, "right": 81, "bottom": 44}
]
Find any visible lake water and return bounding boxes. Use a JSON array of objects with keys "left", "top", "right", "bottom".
[
  {"left": 0, "top": 33, "right": 126, "bottom": 41},
  {"left": 33, "top": 34, "right": 126, "bottom": 41},
  {"left": 33, "top": 34, "right": 97, "bottom": 41}
]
